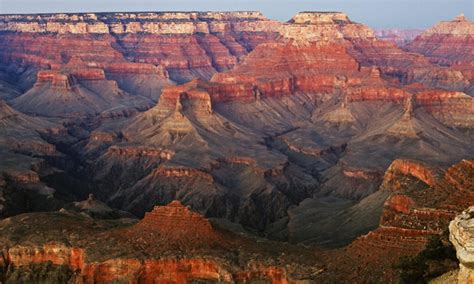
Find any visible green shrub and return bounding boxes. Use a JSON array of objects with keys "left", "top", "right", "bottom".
[{"left": 396, "top": 233, "right": 457, "bottom": 284}]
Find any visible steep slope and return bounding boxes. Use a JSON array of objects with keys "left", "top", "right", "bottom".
[
  {"left": 405, "top": 14, "right": 474, "bottom": 96},
  {"left": 406, "top": 14, "right": 474, "bottom": 66},
  {"left": 87, "top": 80, "right": 302, "bottom": 231},
  {"left": 450, "top": 206, "right": 474, "bottom": 284},
  {"left": 1, "top": 159, "right": 472, "bottom": 284},
  {"left": 0, "top": 11, "right": 279, "bottom": 89},
  {"left": 0, "top": 201, "right": 323, "bottom": 283},
  {"left": 76, "top": 12, "right": 474, "bottom": 240},
  {"left": 315, "top": 159, "right": 474, "bottom": 283},
  {"left": 0, "top": 10, "right": 472, "bottom": 284},
  {"left": 10, "top": 60, "right": 153, "bottom": 117},
  {"left": 0, "top": 101, "right": 73, "bottom": 217}
]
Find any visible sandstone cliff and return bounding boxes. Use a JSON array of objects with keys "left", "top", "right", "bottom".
[
  {"left": 406, "top": 14, "right": 474, "bottom": 65},
  {"left": 0, "top": 202, "right": 322, "bottom": 283},
  {"left": 405, "top": 14, "right": 474, "bottom": 96},
  {"left": 315, "top": 159, "right": 474, "bottom": 282},
  {"left": 0, "top": 11, "right": 473, "bottom": 284}
]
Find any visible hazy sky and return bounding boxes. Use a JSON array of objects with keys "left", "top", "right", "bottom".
[{"left": 0, "top": 0, "right": 472, "bottom": 29}]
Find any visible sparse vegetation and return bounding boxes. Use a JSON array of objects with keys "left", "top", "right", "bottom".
[{"left": 396, "top": 232, "right": 458, "bottom": 284}]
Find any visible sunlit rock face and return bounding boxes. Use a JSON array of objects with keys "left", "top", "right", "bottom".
[
  {"left": 406, "top": 14, "right": 474, "bottom": 65},
  {"left": 0, "top": 10, "right": 473, "bottom": 284},
  {"left": 405, "top": 15, "right": 474, "bottom": 96},
  {"left": 450, "top": 206, "right": 474, "bottom": 284},
  {"left": 0, "top": 201, "right": 316, "bottom": 283},
  {"left": 0, "top": 11, "right": 280, "bottom": 86},
  {"left": 325, "top": 159, "right": 474, "bottom": 282}
]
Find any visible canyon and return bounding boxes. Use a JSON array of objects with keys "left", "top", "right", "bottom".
[{"left": 0, "top": 10, "right": 473, "bottom": 283}]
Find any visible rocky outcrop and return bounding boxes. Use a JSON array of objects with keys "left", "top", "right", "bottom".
[
  {"left": 405, "top": 15, "right": 474, "bottom": 69},
  {"left": 0, "top": 11, "right": 473, "bottom": 283},
  {"left": 382, "top": 159, "right": 442, "bottom": 187},
  {"left": 414, "top": 89, "right": 474, "bottom": 128},
  {"left": 150, "top": 168, "right": 214, "bottom": 183},
  {"left": 1, "top": 244, "right": 294, "bottom": 283},
  {"left": 106, "top": 146, "right": 174, "bottom": 160},
  {"left": 0, "top": 209, "right": 320, "bottom": 283},
  {"left": 289, "top": 12, "right": 350, "bottom": 24},
  {"left": 10, "top": 60, "right": 153, "bottom": 117},
  {"left": 444, "top": 160, "right": 474, "bottom": 192},
  {"left": 209, "top": 41, "right": 364, "bottom": 101},
  {"left": 319, "top": 159, "right": 474, "bottom": 282},
  {"left": 135, "top": 200, "right": 217, "bottom": 244},
  {"left": 0, "top": 12, "right": 271, "bottom": 34},
  {"left": 386, "top": 95, "right": 419, "bottom": 137},
  {"left": 0, "top": 12, "right": 280, "bottom": 85},
  {"left": 450, "top": 206, "right": 474, "bottom": 284},
  {"left": 322, "top": 95, "right": 356, "bottom": 123},
  {"left": 62, "top": 194, "right": 136, "bottom": 219},
  {"left": 283, "top": 12, "right": 374, "bottom": 42},
  {"left": 154, "top": 79, "right": 215, "bottom": 118},
  {"left": 0, "top": 243, "right": 288, "bottom": 283},
  {"left": 78, "top": 10, "right": 473, "bottom": 241}
]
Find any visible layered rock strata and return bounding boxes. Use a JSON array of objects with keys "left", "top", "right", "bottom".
[
  {"left": 406, "top": 14, "right": 474, "bottom": 66},
  {"left": 318, "top": 159, "right": 474, "bottom": 282},
  {"left": 0, "top": 12, "right": 281, "bottom": 86},
  {"left": 0, "top": 204, "right": 321, "bottom": 283},
  {"left": 135, "top": 200, "right": 217, "bottom": 244}
]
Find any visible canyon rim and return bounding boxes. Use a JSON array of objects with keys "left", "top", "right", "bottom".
[{"left": 0, "top": 2, "right": 473, "bottom": 283}]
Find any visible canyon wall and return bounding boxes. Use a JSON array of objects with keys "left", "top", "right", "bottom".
[
  {"left": 405, "top": 14, "right": 474, "bottom": 84},
  {"left": 0, "top": 202, "right": 310, "bottom": 283}
]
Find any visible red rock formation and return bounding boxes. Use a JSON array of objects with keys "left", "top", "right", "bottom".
[
  {"left": 235, "top": 266, "right": 289, "bottom": 284},
  {"left": 36, "top": 71, "right": 75, "bottom": 90},
  {"left": 79, "top": 258, "right": 233, "bottom": 283},
  {"left": 0, "top": 11, "right": 472, "bottom": 283},
  {"left": 138, "top": 12, "right": 471, "bottom": 111},
  {"left": 404, "top": 15, "right": 474, "bottom": 96},
  {"left": 384, "top": 194, "right": 415, "bottom": 214},
  {"left": 444, "top": 160, "right": 474, "bottom": 192},
  {"left": 11, "top": 67, "right": 150, "bottom": 117},
  {"left": 383, "top": 159, "right": 441, "bottom": 187},
  {"left": 106, "top": 146, "right": 174, "bottom": 160},
  {"left": 4, "top": 244, "right": 85, "bottom": 270},
  {"left": 406, "top": 14, "right": 474, "bottom": 66},
  {"left": 414, "top": 89, "right": 474, "bottom": 127},
  {"left": 149, "top": 40, "right": 393, "bottom": 109},
  {"left": 134, "top": 200, "right": 217, "bottom": 243},
  {"left": 0, "top": 12, "right": 280, "bottom": 85},
  {"left": 2, "top": 243, "right": 296, "bottom": 283},
  {"left": 150, "top": 167, "right": 214, "bottom": 183},
  {"left": 326, "top": 159, "right": 474, "bottom": 282}
]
